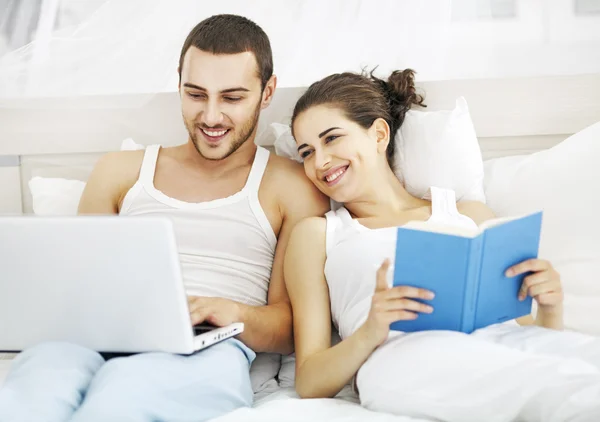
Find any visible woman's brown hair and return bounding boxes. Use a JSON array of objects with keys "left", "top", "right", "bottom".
[{"left": 291, "top": 69, "right": 426, "bottom": 166}]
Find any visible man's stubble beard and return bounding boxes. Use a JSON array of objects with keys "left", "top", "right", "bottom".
[{"left": 186, "top": 100, "right": 262, "bottom": 161}]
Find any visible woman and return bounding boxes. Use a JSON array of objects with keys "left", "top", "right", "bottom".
[{"left": 283, "top": 69, "right": 600, "bottom": 422}]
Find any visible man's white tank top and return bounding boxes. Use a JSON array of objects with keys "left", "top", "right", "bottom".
[
  {"left": 324, "top": 187, "right": 479, "bottom": 340},
  {"left": 119, "top": 145, "right": 276, "bottom": 307}
]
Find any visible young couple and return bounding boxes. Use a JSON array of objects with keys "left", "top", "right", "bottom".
[{"left": 1, "top": 13, "right": 599, "bottom": 422}]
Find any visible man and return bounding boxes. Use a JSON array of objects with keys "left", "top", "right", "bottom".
[{"left": 0, "top": 14, "right": 329, "bottom": 422}]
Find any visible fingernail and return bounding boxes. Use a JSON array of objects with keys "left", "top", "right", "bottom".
[
  {"left": 505, "top": 269, "right": 513, "bottom": 277},
  {"left": 426, "top": 292, "right": 435, "bottom": 300},
  {"left": 425, "top": 306, "right": 434, "bottom": 313}
]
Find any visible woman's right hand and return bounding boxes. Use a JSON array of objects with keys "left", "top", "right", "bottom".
[{"left": 359, "top": 259, "right": 435, "bottom": 348}]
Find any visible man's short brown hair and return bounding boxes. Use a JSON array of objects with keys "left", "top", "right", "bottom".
[{"left": 178, "top": 14, "right": 273, "bottom": 90}]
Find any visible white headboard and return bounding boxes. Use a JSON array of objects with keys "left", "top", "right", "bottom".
[{"left": 1, "top": 73, "right": 599, "bottom": 214}]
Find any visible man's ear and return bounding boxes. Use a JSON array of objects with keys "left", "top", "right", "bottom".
[
  {"left": 371, "top": 118, "right": 391, "bottom": 154},
  {"left": 261, "top": 75, "right": 277, "bottom": 109}
]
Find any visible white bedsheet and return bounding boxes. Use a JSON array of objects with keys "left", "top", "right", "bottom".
[{"left": 212, "top": 386, "right": 431, "bottom": 422}]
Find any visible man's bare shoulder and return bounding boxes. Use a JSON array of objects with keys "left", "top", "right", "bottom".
[
  {"left": 265, "top": 152, "right": 303, "bottom": 172},
  {"left": 92, "top": 149, "right": 145, "bottom": 181},
  {"left": 79, "top": 149, "right": 146, "bottom": 214},
  {"left": 264, "top": 153, "right": 330, "bottom": 215},
  {"left": 264, "top": 153, "right": 312, "bottom": 192},
  {"left": 293, "top": 216, "right": 328, "bottom": 238}
]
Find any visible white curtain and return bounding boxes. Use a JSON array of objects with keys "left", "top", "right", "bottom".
[
  {"left": 0, "top": 0, "right": 599, "bottom": 104},
  {"left": 1, "top": 0, "right": 44, "bottom": 55}
]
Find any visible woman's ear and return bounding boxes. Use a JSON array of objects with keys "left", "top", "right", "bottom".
[{"left": 370, "top": 118, "right": 391, "bottom": 154}]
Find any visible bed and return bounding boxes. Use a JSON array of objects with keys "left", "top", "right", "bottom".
[{"left": 1, "top": 74, "right": 600, "bottom": 421}]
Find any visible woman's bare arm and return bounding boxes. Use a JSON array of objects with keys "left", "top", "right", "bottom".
[{"left": 284, "top": 217, "right": 379, "bottom": 398}]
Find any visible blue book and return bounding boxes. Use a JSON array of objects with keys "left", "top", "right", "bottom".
[{"left": 390, "top": 211, "right": 542, "bottom": 334}]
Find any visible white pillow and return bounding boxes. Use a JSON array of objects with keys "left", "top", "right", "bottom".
[
  {"left": 483, "top": 121, "right": 600, "bottom": 336},
  {"left": 120, "top": 137, "right": 145, "bottom": 151},
  {"left": 272, "top": 123, "right": 302, "bottom": 163},
  {"left": 270, "top": 96, "right": 486, "bottom": 203},
  {"left": 394, "top": 97, "right": 485, "bottom": 202},
  {"left": 29, "top": 138, "right": 144, "bottom": 216},
  {"left": 29, "top": 177, "right": 86, "bottom": 216}
]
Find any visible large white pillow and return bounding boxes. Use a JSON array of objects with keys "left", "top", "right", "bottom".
[
  {"left": 271, "top": 96, "right": 486, "bottom": 203},
  {"left": 484, "top": 121, "right": 600, "bottom": 336},
  {"left": 394, "top": 97, "right": 485, "bottom": 202}
]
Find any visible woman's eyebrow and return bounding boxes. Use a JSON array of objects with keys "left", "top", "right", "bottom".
[{"left": 318, "top": 127, "right": 341, "bottom": 138}]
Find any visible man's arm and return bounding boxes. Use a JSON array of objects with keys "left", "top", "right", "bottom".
[
  {"left": 244, "top": 163, "right": 330, "bottom": 354},
  {"left": 78, "top": 151, "right": 141, "bottom": 214},
  {"left": 189, "top": 162, "right": 331, "bottom": 354}
]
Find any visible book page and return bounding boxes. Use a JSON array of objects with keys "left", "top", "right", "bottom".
[
  {"left": 478, "top": 211, "right": 542, "bottom": 231},
  {"left": 399, "top": 211, "right": 542, "bottom": 237},
  {"left": 400, "top": 220, "right": 481, "bottom": 238},
  {"left": 478, "top": 215, "right": 519, "bottom": 231}
]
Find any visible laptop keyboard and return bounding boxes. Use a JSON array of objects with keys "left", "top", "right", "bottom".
[{"left": 193, "top": 324, "right": 215, "bottom": 335}]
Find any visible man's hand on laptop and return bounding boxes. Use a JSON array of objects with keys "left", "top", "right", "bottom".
[{"left": 188, "top": 296, "right": 242, "bottom": 327}]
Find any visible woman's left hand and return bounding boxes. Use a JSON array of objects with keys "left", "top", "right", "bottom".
[{"left": 505, "top": 259, "right": 564, "bottom": 311}]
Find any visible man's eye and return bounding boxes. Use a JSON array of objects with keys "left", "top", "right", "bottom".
[
  {"left": 188, "top": 93, "right": 205, "bottom": 99},
  {"left": 225, "top": 97, "right": 242, "bottom": 102}
]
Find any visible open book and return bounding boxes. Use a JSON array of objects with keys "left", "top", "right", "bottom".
[{"left": 390, "top": 211, "right": 542, "bottom": 334}]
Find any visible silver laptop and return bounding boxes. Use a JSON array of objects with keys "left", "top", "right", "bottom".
[{"left": 0, "top": 216, "right": 243, "bottom": 354}]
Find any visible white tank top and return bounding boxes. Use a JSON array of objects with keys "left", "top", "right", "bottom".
[
  {"left": 324, "top": 186, "right": 479, "bottom": 340},
  {"left": 119, "top": 145, "right": 277, "bottom": 307}
]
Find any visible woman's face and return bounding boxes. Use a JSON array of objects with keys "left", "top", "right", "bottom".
[{"left": 293, "top": 105, "right": 389, "bottom": 203}]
